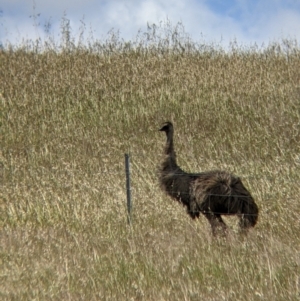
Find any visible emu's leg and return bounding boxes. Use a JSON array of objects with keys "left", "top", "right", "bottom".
[
  {"left": 204, "top": 213, "right": 227, "bottom": 236},
  {"left": 187, "top": 199, "right": 200, "bottom": 219},
  {"left": 238, "top": 214, "right": 254, "bottom": 234},
  {"left": 188, "top": 209, "right": 200, "bottom": 219},
  {"left": 216, "top": 215, "right": 227, "bottom": 228}
]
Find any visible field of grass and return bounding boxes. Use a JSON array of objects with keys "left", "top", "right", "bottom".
[{"left": 1, "top": 25, "right": 300, "bottom": 300}]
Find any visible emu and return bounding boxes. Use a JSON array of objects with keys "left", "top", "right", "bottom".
[{"left": 159, "top": 121, "right": 258, "bottom": 236}]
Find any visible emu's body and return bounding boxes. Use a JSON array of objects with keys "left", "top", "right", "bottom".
[{"left": 159, "top": 122, "right": 258, "bottom": 236}]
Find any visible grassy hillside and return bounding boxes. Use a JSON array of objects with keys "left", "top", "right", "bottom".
[{"left": 1, "top": 29, "right": 300, "bottom": 300}]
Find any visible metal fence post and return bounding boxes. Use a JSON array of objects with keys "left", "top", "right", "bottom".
[{"left": 125, "top": 154, "right": 132, "bottom": 225}]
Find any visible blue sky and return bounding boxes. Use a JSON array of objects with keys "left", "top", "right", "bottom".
[{"left": 1, "top": 0, "right": 300, "bottom": 48}]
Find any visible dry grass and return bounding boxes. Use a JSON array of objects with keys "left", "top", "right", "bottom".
[{"left": 1, "top": 23, "right": 300, "bottom": 300}]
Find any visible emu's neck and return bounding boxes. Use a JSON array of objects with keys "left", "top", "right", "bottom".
[
  {"left": 162, "top": 130, "right": 181, "bottom": 172},
  {"left": 164, "top": 130, "right": 176, "bottom": 158},
  {"left": 161, "top": 129, "right": 188, "bottom": 183}
]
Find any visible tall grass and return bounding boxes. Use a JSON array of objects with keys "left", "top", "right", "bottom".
[{"left": 1, "top": 20, "right": 300, "bottom": 300}]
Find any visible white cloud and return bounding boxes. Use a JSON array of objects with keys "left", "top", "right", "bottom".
[
  {"left": 266, "top": 9, "right": 300, "bottom": 40},
  {"left": 1, "top": 0, "right": 300, "bottom": 48}
]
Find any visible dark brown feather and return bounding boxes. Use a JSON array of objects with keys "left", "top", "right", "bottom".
[{"left": 159, "top": 121, "right": 258, "bottom": 236}]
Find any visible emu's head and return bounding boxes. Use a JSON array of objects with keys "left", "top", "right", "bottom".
[{"left": 159, "top": 121, "right": 174, "bottom": 134}]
